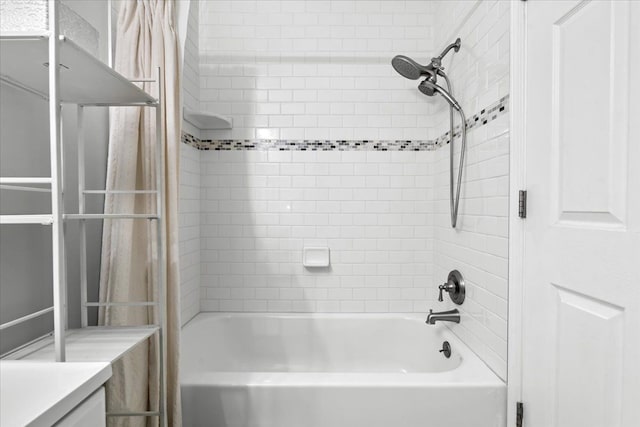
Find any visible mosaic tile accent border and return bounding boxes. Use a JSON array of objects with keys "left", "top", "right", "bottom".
[
  {"left": 182, "top": 137, "right": 436, "bottom": 151},
  {"left": 434, "top": 95, "right": 509, "bottom": 147},
  {"left": 181, "top": 95, "right": 509, "bottom": 151}
]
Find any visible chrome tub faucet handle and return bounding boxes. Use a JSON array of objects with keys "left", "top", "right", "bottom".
[
  {"left": 438, "top": 281, "right": 457, "bottom": 302},
  {"left": 438, "top": 270, "right": 465, "bottom": 305}
]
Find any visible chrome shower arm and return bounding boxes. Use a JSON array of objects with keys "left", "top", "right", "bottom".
[
  {"left": 436, "top": 38, "right": 462, "bottom": 61},
  {"left": 430, "top": 38, "right": 462, "bottom": 70}
]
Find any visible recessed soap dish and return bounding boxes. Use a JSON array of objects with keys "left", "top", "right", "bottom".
[{"left": 303, "top": 247, "right": 330, "bottom": 267}]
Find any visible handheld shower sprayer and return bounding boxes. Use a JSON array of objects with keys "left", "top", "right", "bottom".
[
  {"left": 418, "top": 79, "right": 461, "bottom": 111},
  {"left": 391, "top": 38, "right": 466, "bottom": 228}
]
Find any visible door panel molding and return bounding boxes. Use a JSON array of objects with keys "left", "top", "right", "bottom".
[
  {"left": 550, "top": 0, "right": 630, "bottom": 230},
  {"left": 554, "top": 284, "right": 624, "bottom": 427}
]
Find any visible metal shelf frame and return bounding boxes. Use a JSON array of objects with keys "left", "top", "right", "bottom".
[{"left": 0, "top": 1, "right": 167, "bottom": 425}]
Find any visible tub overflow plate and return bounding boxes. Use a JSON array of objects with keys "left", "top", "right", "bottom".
[{"left": 439, "top": 341, "right": 451, "bottom": 358}]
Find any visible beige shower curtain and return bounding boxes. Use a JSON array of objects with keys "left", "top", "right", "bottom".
[{"left": 99, "top": 1, "right": 181, "bottom": 426}]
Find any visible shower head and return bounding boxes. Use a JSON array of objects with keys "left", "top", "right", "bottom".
[
  {"left": 391, "top": 55, "right": 433, "bottom": 80},
  {"left": 392, "top": 38, "right": 462, "bottom": 80},
  {"left": 392, "top": 37, "right": 462, "bottom": 80},
  {"left": 418, "top": 77, "right": 437, "bottom": 96},
  {"left": 418, "top": 79, "right": 461, "bottom": 111}
]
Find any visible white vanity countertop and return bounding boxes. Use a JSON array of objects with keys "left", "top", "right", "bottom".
[{"left": 0, "top": 360, "right": 112, "bottom": 427}]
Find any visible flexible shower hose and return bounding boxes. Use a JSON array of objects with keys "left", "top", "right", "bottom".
[{"left": 441, "top": 73, "right": 467, "bottom": 228}]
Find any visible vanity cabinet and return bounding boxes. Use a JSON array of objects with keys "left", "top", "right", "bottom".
[{"left": 55, "top": 387, "right": 106, "bottom": 427}]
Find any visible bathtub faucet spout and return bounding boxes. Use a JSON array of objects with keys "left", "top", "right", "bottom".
[{"left": 425, "top": 309, "right": 460, "bottom": 325}]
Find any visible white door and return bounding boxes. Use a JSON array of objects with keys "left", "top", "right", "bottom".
[{"left": 521, "top": 1, "right": 640, "bottom": 427}]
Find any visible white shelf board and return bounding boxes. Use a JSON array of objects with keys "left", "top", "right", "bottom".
[
  {"left": 3, "top": 327, "right": 158, "bottom": 363},
  {"left": 64, "top": 213, "right": 159, "bottom": 220},
  {"left": 0, "top": 214, "right": 53, "bottom": 225},
  {"left": 0, "top": 177, "right": 51, "bottom": 184},
  {"left": 0, "top": 36, "right": 157, "bottom": 105},
  {"left": 184, "top": 108, "right": 232, "bottom": 130}
]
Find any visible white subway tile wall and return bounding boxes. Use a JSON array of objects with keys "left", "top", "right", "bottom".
[
  {"left": 179, "top": 143, "right": 201, "bottom": 325},
  {"left": 199, "top": 150, "right": 436, "bottom": 313},
  {"left": 177, "top": 0, "right": 510, "bottom": 380},
  {"left": 198, "top": 0, "right": 437, "bottom": 141},
  {"left": 183, "top": 0, "right": 200, "bottom": 113},
  {"left": 431, "top": 0, "right": 510, "bottom": 380},
  {"left": 180, "top": 0, "right": 202, "bottom": 326},
  {"left": 431, "top": 0, "right": 510, "bottom": 135}
]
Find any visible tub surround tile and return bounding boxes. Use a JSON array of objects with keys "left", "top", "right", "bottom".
[
  {"left": 182, "top": 0, "right": 200, "bottom": 114},
  {"left": 184, "top": 137, "right": 436, "bottom": 152},
  {"left": 431, "top": 0, "right": 510, "bottom": 381},
  {"left": 197, "top": 0, "right": 437, "bottom": 141},
  {"left": 179, "top": 143, "right": 201, "bottom": 325},
  {"left": 433, "top": 96, "right": 509, "bottom": 148},
  {"left": 198, "top": 148, "right": 435, "bottom": 317},
  {"left": 178, "top": 0, "right": 511, "bottom": 383},
  {"left": 181, "top": 96, "right": 509, "bottom": 152}
]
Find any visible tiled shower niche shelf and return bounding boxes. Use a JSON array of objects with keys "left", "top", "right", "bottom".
[
  {"left": 183, "top": 108, "right": 232, "bottom": 130},
  {"left": 3, "top": 326, "right": 158, "bottom": 363},
  {"left": 0, "top": 36, "right": 156, "bottom": 105}
]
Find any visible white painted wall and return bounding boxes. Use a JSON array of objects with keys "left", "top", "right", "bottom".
[
  {"left": 198, "top": 0, "right": 436, "bottom": 141},
  {"left": 0, "top": 85, "right": 57, "bottom": 353},
  {"left": 431, "top": 0, "right": 510, "bottom": 380}
]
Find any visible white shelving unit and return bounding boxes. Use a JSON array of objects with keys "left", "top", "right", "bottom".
[
  {"left": 4, "top": 327, "right": 158, "bottom": 362},
  {"left": 0, "top": 36, "right": 156, "bottom": 105},
  {"left": 0, "top": 1, "right": 167, "bottom": 425}
]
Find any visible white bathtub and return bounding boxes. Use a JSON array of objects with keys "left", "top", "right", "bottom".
[{"left": 180, "top": 313, "right": 506, "bottom": 427}]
